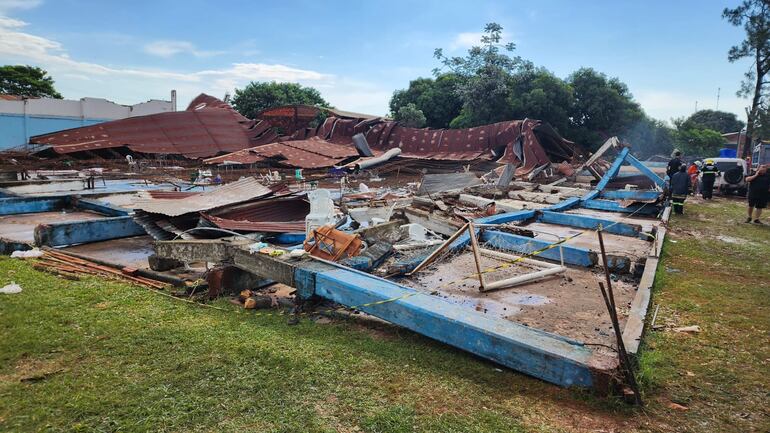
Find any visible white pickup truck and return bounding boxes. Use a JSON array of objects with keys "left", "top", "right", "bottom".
[{"left": 702, "top": 158, "right": 748, "bottom": 195}]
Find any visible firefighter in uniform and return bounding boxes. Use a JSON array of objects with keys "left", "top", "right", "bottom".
[
  {"left": 669, "top": 165, "right": 691, "bottom": 214},
  {"left": 700, "top": 159, "right": 719, "bottom": 199}
]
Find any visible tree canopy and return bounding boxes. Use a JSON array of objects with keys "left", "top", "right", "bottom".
[
  {"left": 231, "top": 81, "right": 330, "bottom": 119},
  {"left": 389, "top": 23, "right": 658, "bottom": 153},
  {"left": 434, "top": 22, "right": 524, "bottom": 127},
  {"left": 0, "top": 65, "right": 62, "bottom": 99},
  {"left": 679, "top": 109, "right": 745, "bottom": 133},
  {"left": 723, "top": 0, "right": 770, "bottom": 151},
  {"left": 389, "top": 74, "right": 463, "bottom": 128},
  {"left": 394, "top": 103, "right": 427, "bottom": 128}
]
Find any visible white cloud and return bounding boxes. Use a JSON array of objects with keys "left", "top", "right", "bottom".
[
  {"left": 0, "top": 12, "right": 390, "bottom": 115},
  {"left": 0, "top": 0, "right": 42, "bottom": 13},
  {"left": 144, "top": 40, "right": 224, "bottom": 58},
  {"left": 450, "top": 31, "right": 514, "bottom": 50}
]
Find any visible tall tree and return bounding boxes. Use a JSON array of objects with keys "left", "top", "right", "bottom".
[
  {"left": 394, "top": 103, "right": 427, "bottom": 128},
  {"left": 507, "top": 65, "right": 574, "bottom": 134},
  {"left": 389, "top": 74, "right": 463, "bottom": 128},
  {"left": 0, "top": 65, "right": 62, "bottom": 99},
  {"left": 723, "top": 0, "right": 770, "bottom": 155},
  {"left": 680, "top": 109, "right": 746, "bottom": 133},
  {"left": 231, "top": 81, "right": 329, "bottom": 119},
  {"left": 567, "top": 68, "right": 645, "bottom": 150},
  {"left": 434, "top": 23, "right": 524, "bottom": 127}
]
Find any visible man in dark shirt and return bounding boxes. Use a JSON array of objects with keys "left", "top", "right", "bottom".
[
  {"left": 700, "top": 159, "right": 720, "bottom": 200},
  {"left": 669, "top": 165, "right": 691, "bottom": 215},
  {"left": 745, "top": 164, "right": 769, "bottom": 224},
  {"left": 667, "top": 150, "right": 683, "bottom": 178}
]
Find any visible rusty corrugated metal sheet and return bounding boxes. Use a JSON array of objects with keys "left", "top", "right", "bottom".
[
  {"left": 132, "top": 177, "right": 272, "bottom": 217},
  {"left": 201, "top": 195, "right": 309, "bottom": 233},
  {"left": 202, "top": 137, "right": 357, "bottom": 168},
  {"left": 30, "top": 94, "right": 272, "bottom": 158}
]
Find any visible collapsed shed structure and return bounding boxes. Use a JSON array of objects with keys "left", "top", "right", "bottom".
[{"left": 25, "top": 95, "right": 582, "bottom": 177}]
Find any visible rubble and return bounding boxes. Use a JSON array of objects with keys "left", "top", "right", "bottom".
[{"left": 1, "top": 125, "right": 669, "bottom": 394}]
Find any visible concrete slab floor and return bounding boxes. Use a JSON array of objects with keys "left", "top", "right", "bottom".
[
  {"left": 400, "top": 251, "right": 638, "bottom": 351},
  {"left": 64, "top": 235, "right": 155, "bottom": 269},
  {"left": 0, "top": 210, "right": 105, "bottom": 243}
]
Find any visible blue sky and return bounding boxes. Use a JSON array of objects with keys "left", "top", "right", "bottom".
[{"left": 0, "top": 0, "right": 754, "bottom": 123}]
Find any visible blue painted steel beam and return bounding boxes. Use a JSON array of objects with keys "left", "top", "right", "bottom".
[
  {"left": 75, "top": 198, "right": 130, "bottom": 216},
  {"left": 480, "top": 230, "right": 597, "bottom": 267},
  {"left": 599, "top": 190, "right": 661, "bottom": 201},
  {"left": 537, "top": 210, "right": 643, "bottom": 237},
  {"left": 34, "top": 215, "right": 146, "bottom": 247},
  {"left": 294, "top": 261, "right": 613, "bottom": 388},
  {"left": 0, "top": 196, "right": 68, "bottom": 215},
  {"left": 481, "top": 230, "right": 631, "bottom": 272},
  {"left": 582, "top": 199, "right": 660, "bottom": 215},
  {"left": 581, "top": 147, "right": 631, "bottom": 202},
  {"left": 624, "top": 153, "right": 666, "bottom": 188},
  {"left": 547, "top": 196, "right": 580, "bottom": 212}
]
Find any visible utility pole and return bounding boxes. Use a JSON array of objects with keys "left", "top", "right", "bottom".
[
  {"left": 695, "top": 100, "right": 698, "bottom": 113},
  {"left": 716, "top": 87, "right": 720, "bottom": 111}
]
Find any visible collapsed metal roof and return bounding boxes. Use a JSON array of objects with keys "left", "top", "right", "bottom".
[
  {"left": 205, "top": 116, "right": 581, "bottom": 174},
  {"left": 29, "top": 94, "right": 278, "bottom": 158},
  {"left": 27, "top": 93, "right": 581, "bottom": 173}
]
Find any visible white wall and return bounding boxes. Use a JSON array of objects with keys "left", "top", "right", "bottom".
[{"left": 0, "top": 96, "right": 173, "bottom": 120}]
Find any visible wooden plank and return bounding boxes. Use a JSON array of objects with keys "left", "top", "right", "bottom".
[{"left": 467, "top": 222, "right": 486, "bottom": 290}]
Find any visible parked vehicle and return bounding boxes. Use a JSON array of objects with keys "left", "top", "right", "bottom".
[{"left": 701, "top": 157, "right": 748, "bottom": 195}]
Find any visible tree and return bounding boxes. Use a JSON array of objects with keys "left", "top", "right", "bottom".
[
  {"left": 0, "top": 65, "right": 62, "bottom": 98},
  {"left": 723, "top": 0, "right": 770, "bottom": 155},
  {"left": 680, "top": 109, "right": 746, "bottom": 133},
  {"left": 434, "top": 23, "right": 525, "bottom": 127},
  {"left": 673, "top": 127, "right": 725, "bottom": 157},
  {"left": 507, "top": 65, "right": 574, "bottom": 134},
  {"left": 567, "top": 68, "right": 645, "bottom": 150},
  {"left": 394, "top": 103, "right": 427, "bottom": 128},
  {"left": 389, "top": 74, "right": 463, "bottom": 128},
  {"left": 231, "top": 81, "right": 330, "bottom": 119}
]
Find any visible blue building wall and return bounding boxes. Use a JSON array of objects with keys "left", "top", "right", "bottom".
[{"left": 0, "top": 114, "right": 110, "bottom": 151}]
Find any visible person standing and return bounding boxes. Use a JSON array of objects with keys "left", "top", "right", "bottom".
[
  {"left": 700, "top": 159, "right": 719, "bottom": 200},
  {"left": 687, "top": 161, "right": 701, "bottom": 195},
  {"left": 745, "top": 164, "right": 769, "bottom": 224},
  {"left": 667, "top": 150, "right": 683, "bottom": 179},
  {"left": 669, "top": 165, "right": 691, "bottom": 215}
]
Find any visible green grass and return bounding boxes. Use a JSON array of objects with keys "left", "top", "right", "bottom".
[
  {"left": 0, "top": 197, "right": 768, "bottom": 432},
  {"left": 637, "top": 197, "right": 770, "bottom": 432}
]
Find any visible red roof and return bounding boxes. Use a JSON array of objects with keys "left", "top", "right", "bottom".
[{"left": 30, "top": 94, "right": 269, "bottom": 158}]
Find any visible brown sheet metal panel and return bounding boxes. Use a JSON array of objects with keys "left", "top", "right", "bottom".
[
  {"left": 132, "top": 177, "right": 272, "bottom": 217},
  {"left": 32, "top": 107, "right": 254, "bottom": 157},
  {"left": 329, "top": 119, "right": 358, "bottom": 144},
  {"left": 282, "top": 138, "right": 358, "bottom": 159}
]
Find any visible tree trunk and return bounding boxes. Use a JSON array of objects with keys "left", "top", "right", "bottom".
[{"left": 744, "top": 47, "right": 765, "bottom": 157}]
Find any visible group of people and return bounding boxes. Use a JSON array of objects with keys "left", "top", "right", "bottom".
[{"left": 665, "top": 150, "right": 769, "bottom": 224}]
